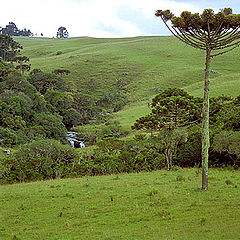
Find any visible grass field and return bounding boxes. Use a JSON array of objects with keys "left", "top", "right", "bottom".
[
  {"left": 16, "top": 36, "right": 240, "bottom": 129},
  {"left": 1, "top": 168, "right": 240, "bottom": 239}
]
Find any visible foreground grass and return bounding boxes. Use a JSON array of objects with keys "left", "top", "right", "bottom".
[{"left": 1, "top": 168, "right": 240, "bottom": 239}]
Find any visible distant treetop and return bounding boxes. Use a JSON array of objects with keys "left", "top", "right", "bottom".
[
  {"left": 0, "top": 22, "right": 33, "bottom": 37},
  {"left": 56, "top": 27, "right": 69, "bottom": 38}
]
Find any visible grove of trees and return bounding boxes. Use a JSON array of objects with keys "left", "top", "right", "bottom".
[{"left": 0, "top": 22, "right": 33, "bottom": 37}]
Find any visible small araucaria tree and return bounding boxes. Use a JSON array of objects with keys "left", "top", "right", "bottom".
[{"left": 155, "top": 8, "right": 240, "bottom": 190}]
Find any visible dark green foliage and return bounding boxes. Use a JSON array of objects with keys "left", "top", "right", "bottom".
[
  {"left": 1, "top": 139, "right": 77, "bottom": 182},
  {"left": 214, "top": 97, "right": 240, "bottom": 131},
  {"left": 132, "top": 88, "right": 200, "bottom": 169},
  {"left": 44, "top": 90, "right": 73, "bottom": 113},
  {"left": 0, "top": 127, "right": 19, "bottom": 145},
  {"left": 0, "top": 34, "right": 22, "bottom": 61},
  {"left": 132, "top": 88, "right": 200, "bottom": 131},
  {"left": 74, "top": 137, "right": 165, "bottom": 177},
  {"left": 13, "top": 56, "right": 31, "bottom": 75},
  {"left": 0, "top": 72, "right": 36, "bottom": 96},
  {"left": 28, "top": 69, "right": 65, "bottom": 94},
  {"left": 62, "top": 108, "right": 82, "bottom": 128},
  {"left": 33, "top": 113, "right": 67, "bottom": 142},
  {"left": 213, "top": 131, "right": 240, "bottom": 167},
  {"left": 0, "top": 22, "right": 33, "bottom": 37},
  {"left": 176, "top": 126, "right": 202, "bottom": 167}
]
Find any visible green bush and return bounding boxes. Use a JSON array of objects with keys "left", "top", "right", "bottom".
[
  {"left": 0, "top": 127, "right": 19, "bottom": 146},
  {"left": 33, "top": 112, "right": 67, "bottom": 142},
  {"left": 176, "top": 126, "right": 202, "bottom": 167},
  {"left": 1, "top": 139, "right": 78, "bottom": 182},
  {"left": 212, "top": 131, "right": 240, "bottom": 167},
  {"left": 72, "top": 137, "right": 165, "bottom": 177}
]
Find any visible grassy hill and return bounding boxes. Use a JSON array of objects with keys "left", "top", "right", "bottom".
[{"left": 17, "top": 36, "right": 240, "bottom": 129}]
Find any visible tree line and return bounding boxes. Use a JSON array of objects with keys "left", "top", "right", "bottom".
[{"left": 0, "top": 22, "right": 69, "bottom": 38}]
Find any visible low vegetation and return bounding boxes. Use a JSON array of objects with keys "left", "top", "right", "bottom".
[{"left": 1, "top": 168, "right": 240, "bottom": 239}]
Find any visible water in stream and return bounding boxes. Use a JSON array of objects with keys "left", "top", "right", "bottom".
[{"left": 66, "top": 131, "right": 85, "bottom": 148}]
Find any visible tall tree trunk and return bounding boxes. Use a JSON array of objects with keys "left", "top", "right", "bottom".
[
  {"left": 202, "top": 48, "right": 211, "bottom": 190},
  {"left": 165, "top": 143, "right": 171, "bottom": 170}
]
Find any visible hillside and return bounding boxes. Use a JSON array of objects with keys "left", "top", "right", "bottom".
[{"left": 17, "top": 36, "right": 240, "bottom": 129}]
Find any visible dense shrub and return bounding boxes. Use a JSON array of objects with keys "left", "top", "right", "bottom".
[
  {"left": 176, "top": 126, "right": 202, "bottom": 167},
  {"left": 1, "top": 139, "right": 78, "bottom": 183},
  {"left": 71, "top": 137, "right": 165, "bottom": 177},
  {"left": 212, "top": 131, "right": 240, "bottom": 167},
  {"left": 0, "top": 127, "right": 27, "bottom": 146},
  {"left": 33, "top": 112, "right": 67, "bottom": 142}
]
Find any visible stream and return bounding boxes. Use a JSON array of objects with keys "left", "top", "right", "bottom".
[{"left": 66, "top": 131, "right": 85, "bottom": 148}]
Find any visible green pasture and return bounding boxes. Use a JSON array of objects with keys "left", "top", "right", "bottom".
[
  {"left": 16, "top": 36, "right": 240, "bottom": 129},
  {"left": 1, "top": 168, "right": 240, "bottom": 239}
]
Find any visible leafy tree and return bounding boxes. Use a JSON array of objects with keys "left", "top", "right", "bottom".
[
  {"left": 1, "top": 22, "right": 19, "bottom": 36},
  {"left": 44, "top": 90, "right": 74, "bottom": 113},
  {"left": 0, "top": 127, "right": 18, "bottom": 146},
  {"left": 56, "top": 27, "right": 69, "bottom": 38},
  {"left": 33, "top": 112, "right": 67, "bottom": 142},
  {"left": 0, "top": 59, "right": 16, "bottom": 81},
  {"left": 62, "top": 108, "right": 82, "bottom": 128},
  {"left": 9, "top": 139, "right": 77, "bottom": 181},
  {"left": 73, "top": 93, "right": 101, "bottom": 124},
  {"left": 214, "top": 96, "right": 240, "bottom": 131},
  {"left": 0, "top": 72, "right": 36, "bottom": 96},
  {"left": 132, "top": 88, "right": 200, "bottom": 169},
  {"left": 155, "top": 8, "right": 240, "bottom": 190},
  {"left": 0, "top": 34, "right": 22, "bottom": 61}
]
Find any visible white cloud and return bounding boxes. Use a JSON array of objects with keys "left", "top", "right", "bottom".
[{"left": 0, "top": 0, "right": 201, "bottom": 38}]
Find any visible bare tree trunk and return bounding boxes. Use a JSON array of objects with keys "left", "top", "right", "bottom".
[{"left": 202, "top": 48, "right": 211, "bottom": 190}]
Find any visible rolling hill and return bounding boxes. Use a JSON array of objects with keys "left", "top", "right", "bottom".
[{"left": 16, "top": 36, "right": 240, "bottom": 129}]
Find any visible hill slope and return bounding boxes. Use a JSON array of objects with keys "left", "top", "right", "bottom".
[{"left": 17, "top": 36, "right": 240, "bottom": 129}]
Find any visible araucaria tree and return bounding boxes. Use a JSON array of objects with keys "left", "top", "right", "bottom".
[
  {"left": 155, "top": 8, "right": 240, "bottom": 190},
  {"left": 132, "top": 88, "right": 200, "bottom": 170}
]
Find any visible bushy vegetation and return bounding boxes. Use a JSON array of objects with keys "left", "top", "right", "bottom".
[{"left": 0, "top": 36, "right": 129, "bottom": 148}]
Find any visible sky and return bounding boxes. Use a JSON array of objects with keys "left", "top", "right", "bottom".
[{"left": 0, "top": 0, "right": 239, "bottom": 38}]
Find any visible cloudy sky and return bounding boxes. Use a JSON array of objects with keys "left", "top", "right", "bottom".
[{"left": 1, "top": 0, "right": 239, "bottom": 38}]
